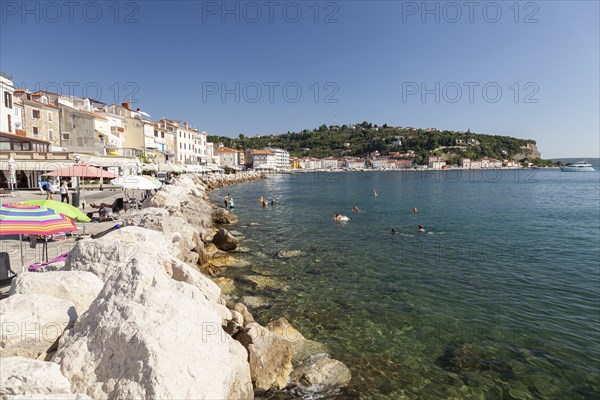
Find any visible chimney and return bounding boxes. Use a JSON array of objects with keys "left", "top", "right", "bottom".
[
  {"left": 122, "top": 102, "right": 130, "bottom": 110},
  {"left": 184, "top": 122, "right": 189, "bottom": 129}
]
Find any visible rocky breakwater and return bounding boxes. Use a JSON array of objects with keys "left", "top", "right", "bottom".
[{"left": 0, "top": 172, "right": 349, "bottom": 399}]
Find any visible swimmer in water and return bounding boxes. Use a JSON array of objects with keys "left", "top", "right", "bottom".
[
  {"left": 352, "top": 206, "right": 361, "bottom": 213},
  {"left": 412, "top": 207, "right": 418, "bottom": 214},
  {"left": 417, "top": 225, "right": 425, "bottom": 232},
  {"left": 391, "top": 228, "right": 397, "bottom": 234}
]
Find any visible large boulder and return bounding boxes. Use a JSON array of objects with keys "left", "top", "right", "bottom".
[
  {"left": 9, "top": 271, "right": 103, "bottom": 316},
  {"left": 64, "top": 226, "right": 173, "bottom": 283},
  {"left": 231, "top": 303, "right": 255, "bottom": 327},
  {"left": 169, "top": 257, "right": 232, "bottom": 325},
  {"left": 193, "top": 231, "right": 209, "bottom": 266},
  {"left": 0, "top": 294, "right": 77, "bottom": 358},
  {"left": 290, "top": 354, "right": 351, "bottom": 390},
  {"left": 119, "top": 212, "right": 202, "bottom": 265},
  {"left": 64, "top": 226, "right": 228, "bottom": 325},
  {"left": 212, "top": 208, "right": 239, "bottom": 225},
  {"left": 212, "top": 228, "right": 240, "bottom": 251},
  {"left": 0, "top": 356, "right": 72, "bottom": 397},
  {"left": 179, "top": 195, "right": 214, "bottom": 232},
  {"left": 119, "top": 207, "right": 168, "bottom": 232},
  {"left": 53, "top": 258, "right": 253, "bottom": 400},
  {"left": 142, "top": 189, "right": 182, "bottom": 212},
  {"left": 236, "top": 322, "right": 293, "bottom": 393},
  {"left": 265, "top": 317, "right": 328, "bottom": 363}
]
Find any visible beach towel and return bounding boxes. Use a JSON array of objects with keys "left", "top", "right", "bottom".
[{"left": 28, "top": 252, "right": 69, "bottom": 272}]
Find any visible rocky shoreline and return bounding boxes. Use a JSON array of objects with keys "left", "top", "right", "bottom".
[{"left": 0, "top": 172, "right": 351, "bottom": 399}]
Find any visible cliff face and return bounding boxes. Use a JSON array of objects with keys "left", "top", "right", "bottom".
[{"left": 514, "top": 142, "right": 541, "bottom": 161}]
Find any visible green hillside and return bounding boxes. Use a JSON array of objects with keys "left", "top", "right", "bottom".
[{"left": 208, "top": 122, "right": 548, "bottom": 165}]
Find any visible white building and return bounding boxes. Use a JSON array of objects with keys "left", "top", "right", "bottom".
[
  {"left": 321, "top": 158, "right": 339, "bottom": 169},
  {"left": 344, "top": 158, "right": 365, "bottom": 169},
  {"left": 301, "top": 158, "right": 322, "bottom": 170},
  {"left": 246, "top": 149, "right": 276, "bottom": 169},
  {"left": 206, "top": 142, "right": 218, "bottom": 166},
  {"left": 13, "top": 97, "right": 24, "bottom": 133},
  {"left": 270, "top": 148, "right": 290, "bottom": 169},
  {"left": 0, "top": 72, "right": 16, "bottom": 134},
  {"left": 194, "top": 131, "right": 208, "bottom": 164},
  {"left": 428, "top": 160, "right": 446, "bottom": 170},
  {"left": 470, "top": 160, "right": 482, "bottom": 169},
  {"left": 481, "top": 158, "right": 502, "bottom": 168},
  {"left": 459, "top": 158, "right": 471, "bottom": 169},
  {"left": 371, "top": 158, "right": 392, "bottom": 169}
]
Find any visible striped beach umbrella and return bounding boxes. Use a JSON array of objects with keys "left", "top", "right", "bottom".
[
  {"left": 1, "top": 204, "right": 78, "bottom": 270},
  {"left": 20, "top": 200, "right": 91, "bottom": 222},
  {"left": 0, "top": 204, "right": 77, "bottom": 236}
]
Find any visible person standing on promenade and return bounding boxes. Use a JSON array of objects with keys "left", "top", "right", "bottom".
[
  {"left": 45, "top": 181, "right": 55, "bottom": 200},
  {"left": 60, "top": 180, "right": 70, "bottom": 203}
]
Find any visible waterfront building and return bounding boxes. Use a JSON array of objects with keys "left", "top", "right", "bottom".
[
  {"left": 459, "top": 158, "right": 471, "bottom": 169},
  {"left": 470, "top": 160, "right": 482, "bottom": 169},
  {"left": 0, "top": 72, "right": 16, "bottom": 134},
  {"left": 270, "top": 148, "right": 290, "bottom": 169},
  {"left": 344, "top": 157, "right": 366, "bottom": 169},
  {"left": 321, "top": 158, "right": 339, "bottom": 169},
  {"left": 245, "top": 149, "right": 276, "bottom": 169},
  {"left": 482, "top": 158, "right": 503, "bottom": 168},
  {"left": 300, "top": 157, "right": 322, "bottom": 170},
  {"left": 394, "top": 159, "right": 413, "bottom": 169},
  {"left": 13, "top": 90, "right": 61, "bottom": 148},
  {"left": 194, "top": 131, "right": 209, "bottom": 165},
  {"left": 289, "top": 157, "right": 302, "bottom": 169},
  {"left": 108, "top": 102, "right": 147, "bottom": 158},
  {"left": 372, "top": 157, "right": 392, "bottom": 169},
  {"left": 216, "top": 147, "right": 244, "bottom": 168},
  {"left": 12, "top": 96, "right": 25, "bottom": 134}
]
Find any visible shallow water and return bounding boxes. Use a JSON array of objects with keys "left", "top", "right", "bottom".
[{"left": 216, "top": 168, "right": 600, "bottom": 399}]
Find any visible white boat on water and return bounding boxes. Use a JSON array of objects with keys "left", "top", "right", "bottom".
[{"left": 560, "top": 162, "right": 595, "bottom": 172}]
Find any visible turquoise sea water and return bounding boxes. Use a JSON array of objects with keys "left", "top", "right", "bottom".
[{"left": 216, "top": 167, "right": 600, "bottom": 399}]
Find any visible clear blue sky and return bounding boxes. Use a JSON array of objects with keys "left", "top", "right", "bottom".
[{"left": 1, "top": 1, "right": 598, "bottom": 158}]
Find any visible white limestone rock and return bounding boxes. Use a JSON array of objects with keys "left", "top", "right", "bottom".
[
  {"left": 265, "top": 317, "right": 329, "bottom": 363},
  {"left": 236, "top": 322, "right": 293, "bottom": 393},
  {"left": 53, "top": 257, "right": 253, "bottom": 400},
  {"left": 290, "top": 354, "right": 351, "bottom": 389},
  {"left": 64, "top": 226, "right": 173, "bottom": 283},
  {"left": 0, "top": 295, "right": 77, "bottom": 358},
  {"left": 9, "top": 271, "right": 103, "bottom": 316},
  {"left": 0, "top": 356, "right": 72, "bottom": 397}
]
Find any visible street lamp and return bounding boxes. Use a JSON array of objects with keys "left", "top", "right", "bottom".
[{"left": 73, "top": 154, "right": 82, "bottom": 208}]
